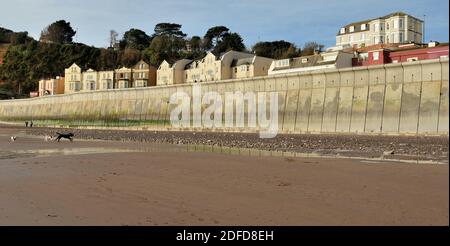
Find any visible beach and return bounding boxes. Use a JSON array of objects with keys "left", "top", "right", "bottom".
[{"left": 0, "top": 126, "right": 448, "bottom": 225}]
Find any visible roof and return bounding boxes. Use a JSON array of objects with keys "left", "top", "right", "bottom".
[
  {"left": 337, "top": 11, "right": 423, "bottom": 36},
  {"left": 272, "top": 52, "right": 339, "bottom": 71},
  {"left": 231, "top": 57, "right": 255, "bottom": 67}
]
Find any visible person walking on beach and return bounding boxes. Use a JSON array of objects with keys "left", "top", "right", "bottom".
[
  {"left": 25, "top": 121, "right": 28, "bottom": 127},
  {"left": 30, "top": 121, "right": 33, "bottom": 128}
]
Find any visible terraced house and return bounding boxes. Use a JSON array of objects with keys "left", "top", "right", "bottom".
[
  {"left": 64, "top": 63, "right": 82, "bottom": 93},
  {"left": 184, "top": 51, "right": 257, "bottom": 83},
  {"left": 157, "top": 59, "right": 192, "bottom": 86},
  {"left": 98, "top": 70, "right": 114, "bottom": 90},
  {"left": 230, "top": 55, "right": 274, "bottom": 79},
  {"left": 114, "top": 66, "right": 133, "bottom": 89},
  {"left": 336, "top": 11, "right": 424, "bottom": 48},
  {"left": 82, "top": 68, "right": 99, "bottom": 91},
  {"left": 132, "top": 60, "right": 157, "bottom": 87}
]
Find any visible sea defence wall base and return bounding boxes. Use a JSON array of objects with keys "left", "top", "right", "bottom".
[{"left": 0, "top": 58, "right": 448, "bottom": 136}]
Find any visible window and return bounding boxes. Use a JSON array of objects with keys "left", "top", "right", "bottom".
[
  {"left": 386, "top": 23, "right": 390, "bottom": 30},
  {"left": 380, "top": 23, "right": 384, "bottom": 31},
  {"left": 399, "top": 33, "right": 404, "bottom": 43},
  {"left": 276, "top": 59, "right": 289, "bottom": 67},
  {"left": 399, "top": 19, "right": 403, "bottom": 28},
  {"left": 406, "top": 57, "right": 418, "bottom": 62},
  {"left": 340, "top": 28, "right": 345, "bottom": 34},
  {"left": 380, "top": 36, "right": 384, "bottom": 44},
  {"left": 373, "top": 51, "right": 379, "bottom": 61},
  {"left": 394, "top": 20, "right": 399, "bottom": 29},
  {"left": 360, "top": 24, "right": 366, "bottom": 30},
  {"left": 349, "top": 26, "right": 354, "bottom": 32},
  {"left": 246, "top": 66, "right": 249, "bottom": 71}
]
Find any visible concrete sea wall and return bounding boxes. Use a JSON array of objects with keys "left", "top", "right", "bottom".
[{"left": 0, "top": 58, "right": 448, "bottom": 135}]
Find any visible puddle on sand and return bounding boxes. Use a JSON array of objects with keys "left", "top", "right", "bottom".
[
  {"left": 0, "top": 148, "right": 140, "bottom": 160},
  {"left": 0, "top": 141, "right": 446, "bottom": 165}
]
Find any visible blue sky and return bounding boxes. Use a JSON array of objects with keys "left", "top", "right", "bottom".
[{"left": 1, "top": 0, "right": 448, "bottom": 48}]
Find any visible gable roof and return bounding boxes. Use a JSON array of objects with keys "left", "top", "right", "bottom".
[{"left": 231, "top": 57, "right": 255, "bottom": 67}]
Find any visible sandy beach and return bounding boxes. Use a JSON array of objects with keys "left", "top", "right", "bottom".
[{"left": 0, "top": 126, "right": 448, "bottom": 225}]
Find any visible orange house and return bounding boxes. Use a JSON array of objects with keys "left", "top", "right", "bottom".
[{"left": 38, "top": 76, "right": 65, "bottom": 96}]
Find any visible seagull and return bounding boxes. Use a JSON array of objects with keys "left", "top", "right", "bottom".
[{"left": 10, "top": 136, "right": 17, "bottom": 142}]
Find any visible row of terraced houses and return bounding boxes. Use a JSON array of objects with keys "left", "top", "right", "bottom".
[{"left": 36, "top": 11, "right": 448, "bottom": 97}]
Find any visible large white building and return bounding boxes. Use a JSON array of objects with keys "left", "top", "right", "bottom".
[{"left": 336, "top": 12, "right": 424, "bottom": 48}]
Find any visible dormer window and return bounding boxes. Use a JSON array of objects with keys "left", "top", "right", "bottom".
[
  {"left": 349, "top": 26, "right": 355, "bottom": 32},
  {"left": 361, "top": 24, "right": 366, "bottom": 30},
  {"left": 340, "top": 28, "right": 345, "bottom": 34},
  {"left": 276, "top": 59, "right": 289, "bottom": 67}
]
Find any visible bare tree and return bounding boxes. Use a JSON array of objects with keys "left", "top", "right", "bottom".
[{"left": 109, "top": 30, "right": 118, "bottom": 48}]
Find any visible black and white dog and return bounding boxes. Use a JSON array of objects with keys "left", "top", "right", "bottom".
[{"left": 55, "top": 132, "right": 74, "bottom": 142}]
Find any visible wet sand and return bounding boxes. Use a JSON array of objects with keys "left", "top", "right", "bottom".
[
  {"left": 19, "top": 125, "right": 450, "bottom": 163},
  {"left": 0, "top": 127, "right": 448, "bottom": 225}
]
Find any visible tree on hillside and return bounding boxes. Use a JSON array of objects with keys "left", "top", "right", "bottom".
[
  {"left": 252, "top": 40, "right": 300, "bottom": 59},
  {"left": 301, "top": 41, "right": 324, "bottom": 56},
  {"left": 202, "top": 26, "right": 245, "bottom": 54},
  {"left": 98, "top": 48, "right": 118, "bottom": 70},
  {"left": 153, "top": 23, "right": 187, "bottom": 38},
  {"left": 120, "top": 28, "right": 151, "bottom": 50},
  {"left": 182, "top": 35, "right": 205, "bottom": 60},
  {"left": 0, "top": 27, "right": 13, "bottom": 43},
  {"left": 39, "top": 20, "right": 76, "bottom": 44},
  {"left": 10, "top": 32, "right": 31, "bottom": 45},
  {"left": 118, "top": 48, "right": 142, "bottom": 67},
  {"left": 213, "top": 32, "right": 245, "bottom": 54},
  {"left": 0, "top": 27, "right": 33, "bottom": 45},
  {"left": 143, "top": 23, "right": 188, "bottom": 65},
  {"left": 203, "top": 26, "right": 229, "bottom": 50}
]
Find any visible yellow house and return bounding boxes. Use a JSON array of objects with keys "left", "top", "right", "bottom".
[
  {"left": 157, "top": 59, "right": 192, "bottom": 86},
  {"left": 114, "top": 66, "right": 132, "bottom": 89},
  {"left": 98, "top": 70, "right": 114, "bottom": 90},
  {"left": 231, "top": 56, "right": 274, "bottom": 79},
  {"left": 81, "top": 68, "right": 99, "bottom": 91},
  {"left": 64, "top": 63, "right": 82, "bottom": 93},
  {"left": 184, "top": 51, "right": 256, "bottom": 83}
]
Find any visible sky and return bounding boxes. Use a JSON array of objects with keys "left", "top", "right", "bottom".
[{"left": 1, "top": 0, "right": 448, "bottom": 49}]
